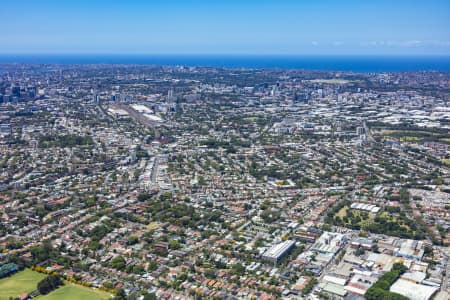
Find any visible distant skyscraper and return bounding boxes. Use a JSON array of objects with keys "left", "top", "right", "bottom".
[
  {"left": 28, "top": 87, "right": 36, "bottom": 99},
  {"left": 167, "top": 88, "right": 177, "bottom": 103},
  {"left": 12, "top": 86, "right": 20, "bottom": 98},
  {"left": 270, "top": 85, "right": 278, "bottom": 96},
  {"left": 356, "top": 126, "right": 365, "bottom": 136}
]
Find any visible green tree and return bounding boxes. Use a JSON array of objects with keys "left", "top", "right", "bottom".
[
  {"left": 37, "top": 274, "right": 63, "bottom": 295},
  {"left": 143, "top": 292, "right": 157, "bottom": 300},
  {"left": 169, "top": 240, "right": 181, "bottom": 250},
  {"left": 114, "top": 288, "right": 127, "bottom": 300},
  {"left": 110, "top": 256, "right": 126, "bottom": 270}
]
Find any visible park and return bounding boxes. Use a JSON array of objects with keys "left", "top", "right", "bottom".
[{"left": 0, "top": 269, "right": 111, "bottom": 300}]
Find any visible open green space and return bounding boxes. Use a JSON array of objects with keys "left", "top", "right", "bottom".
[
  {"left": 333, "top": 205, "right": 376, "bottom": 228},
  {"left": 441, "top": 158, "right": 450, "bottom": 165},
  {"left": 400, "top": 136, "right": 422, "bottom": 142},
  {"left": 326, "top": 201, "right": 426, "bottom": 239},
  {"left": 0, "top": 268, "right": 46, "bottom": 299},
  {"left": 147, "top": 221, "right": 161, "bottom": 231},
  {"left": 380, "top": 129, "right": 441, "bottom": 136},
  {"left": 373, "top": 127, "right": 450, "bottom": 145},
  {"left": 336, "top": 206, "right": 348, "bottom": 218},
  {"left": 37, "top": 282, "right": 111, "bottom": 300}
]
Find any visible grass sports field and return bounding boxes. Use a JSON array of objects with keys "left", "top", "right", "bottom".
[
  {"left": 37, "top": 283, "right": 112, "bottom": 300},
  {"left": 0, "top": 268, "right": 46, "bottom": 299}
]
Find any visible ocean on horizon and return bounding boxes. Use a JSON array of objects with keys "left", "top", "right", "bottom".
[{"left": 0, "top": 54, "right": 450, "bottom": 73}]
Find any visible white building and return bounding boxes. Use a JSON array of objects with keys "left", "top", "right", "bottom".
[
  {"left": 262, "top": 240, "right": 296, "bottom": 264},
  {"left": 390, "top": 278, "right": 438, "bottom": 300}
]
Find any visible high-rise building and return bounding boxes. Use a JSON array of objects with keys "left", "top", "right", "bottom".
[
  {"left": 356, "top": 126, "right": 365, "bottom": 135},
  {"left": 12, "top": 86, "right": 21, "bottom": 98},
  {"left": 0, "top": 124, "right": 11, "bottom": 137},
  {"left": 28, "top": 87, "right": 36, "bottom": 99}
]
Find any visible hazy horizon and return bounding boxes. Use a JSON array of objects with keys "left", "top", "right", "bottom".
[{"left": 2, "top": 53, "right": 450, "bottom": 72}]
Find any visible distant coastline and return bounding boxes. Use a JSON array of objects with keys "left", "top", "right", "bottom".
[{"left": 0, "top": 54, "right": 450, "bottom": 72}]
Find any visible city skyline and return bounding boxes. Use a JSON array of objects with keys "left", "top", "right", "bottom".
[{"left": 1, "top": 0, "right": 450, "bottom": 55}]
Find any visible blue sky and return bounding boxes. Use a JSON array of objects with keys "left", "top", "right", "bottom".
[{"left": 1, "top": 0, "right": 449, "bottom": 55}]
